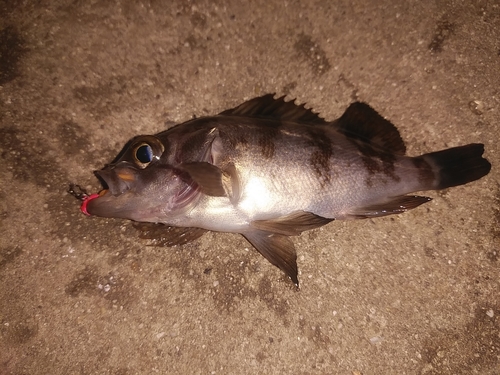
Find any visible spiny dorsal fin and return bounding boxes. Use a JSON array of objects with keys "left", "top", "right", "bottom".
[
  {"left": 336, "top": 102, "right": 406, "bottom": 155},
  {"left": 219, "top": 94, "right": 328, "bottom": 125}
]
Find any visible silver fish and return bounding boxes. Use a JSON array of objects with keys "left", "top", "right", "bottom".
[{"left": 82, "top": 94, "right": 491, "bottom": 285}]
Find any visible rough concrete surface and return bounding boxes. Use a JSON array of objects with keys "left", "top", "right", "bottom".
[{"left": 1, "top": 1, "right": 499, "bottom": 374}]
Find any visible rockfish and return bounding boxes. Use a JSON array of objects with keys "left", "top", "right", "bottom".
[{"left": 81, "top": 94, "right": 491, "bottom": 285}]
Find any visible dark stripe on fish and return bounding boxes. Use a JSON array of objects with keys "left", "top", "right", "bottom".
[
  {"left": 412, "top": 157, "right": 435, "bottom": 188},
  {"left": 258, "top": 127, "right": 280, "bottom": 159},
  {"left": 177, "top": 124, "right": 217, "bottom": 162},
  {"left": 219, "top": 129, "right": 249, "bottom": 150},
  {"left": 347, "top": 138, "right": 400, "bottom": 187},
  {"left": 306, "top": 128, "right": 333, "bottom": 187}
]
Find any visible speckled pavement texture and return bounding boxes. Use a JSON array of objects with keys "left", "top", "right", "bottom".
[{"left": 1, "top": 1, "right": 499, "bottom": 374}]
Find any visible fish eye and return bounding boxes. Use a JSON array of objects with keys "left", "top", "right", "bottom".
[
  {"left": 136, "top": 144, "right": 153, "bottom": 163},
  {"left": 134, "top": 143, "right": 154, "bottom": 166},
  {"left": 126, "top": 136, "right": 164, "bottom": 168}
]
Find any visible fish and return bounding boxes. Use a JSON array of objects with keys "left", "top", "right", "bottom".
[{"left": 81, "top": 94, "right": 491, "bottom": 285}]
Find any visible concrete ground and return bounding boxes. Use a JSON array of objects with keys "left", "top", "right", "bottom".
[{"left": 1, "top": 0, "right": 499, "bottom": 374}]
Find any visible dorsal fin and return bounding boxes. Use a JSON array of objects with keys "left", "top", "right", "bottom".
[
  {"left": 219, "top": 93, "right": 328, "bottom": 125},
  {"left": 336, "top": 102, "right": 406, "bottom": 154}
]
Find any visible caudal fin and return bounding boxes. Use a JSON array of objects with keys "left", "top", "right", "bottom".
[{"left": 423, "top": 143, "right": 491, "bottom": 190}]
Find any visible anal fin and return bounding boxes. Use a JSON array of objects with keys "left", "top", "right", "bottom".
[
  {"left": 243, "top": 230, "right": 299, "bottom": 286},
  {"left": 251, "top": 211, "right": 333, "bottom": 236},
  {"left": 348, "top": 195, "right": 431, "bottom": 219}
]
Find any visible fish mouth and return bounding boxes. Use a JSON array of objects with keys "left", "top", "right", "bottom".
[
  {"left": 94, "top": 167, "right": 136, "bottom": 197},
  {"left": 81, "top": 165, "right": 139, "bottom": 218}
]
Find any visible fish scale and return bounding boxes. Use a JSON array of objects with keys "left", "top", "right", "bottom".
[{"left": 81, "top": 94, "right": 491, "bottom": 285}]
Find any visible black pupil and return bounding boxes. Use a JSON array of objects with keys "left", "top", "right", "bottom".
[{"left": 136, "top": 144, "right": 153, "bottom": 164}]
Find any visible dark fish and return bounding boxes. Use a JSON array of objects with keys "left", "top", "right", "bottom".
[{"left": 81, "top": 94, "right": 491, "bottom": 285}]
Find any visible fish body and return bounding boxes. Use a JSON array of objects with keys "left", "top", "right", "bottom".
[{"left": 85, "top": 94, "right": 491, "bottom": 284}]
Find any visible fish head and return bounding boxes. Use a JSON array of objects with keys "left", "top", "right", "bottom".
[{"left": 85, "top": 135, "right": 198, "bottom": 222}]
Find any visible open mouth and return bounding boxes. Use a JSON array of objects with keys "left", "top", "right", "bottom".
[
  {"left": 77, "top": 169, "right": 113, "bottom": 216},
  {"left": 94, "top": 167, "right": 136, "bottom": 196},
  {"left": 77, "top": 164, "right": 138, "bottom": 216},
  {"left": 94, "top": 169, "right": 112, "bottom": 192}
]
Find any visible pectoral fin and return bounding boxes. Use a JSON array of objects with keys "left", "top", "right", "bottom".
[
  {"left": 179, "top": 161, "right": 241, "bottom": 203},
  {"left": 242, "top": 230, "right": 299, "bottom": 286},
  {"left": 179, "top": 162, "right": 226, "bottom": 197},
  {"left": 133, "top": 222, "right": 208, "bottom": 247},
  {"left": 348, "top": 195, "right": 431, "bottom": 219},
  {"left": 222, "top": 162, "right": 242, "bottom": 204},
  {"left": 251, "top": 211, "right": 333, "bottom": 236}
]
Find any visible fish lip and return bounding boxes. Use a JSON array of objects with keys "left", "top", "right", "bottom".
[
  {"left": 84, "top": 189, "right": 122, "bottom": 217},
  {"left": 85, "top": 185, "right": 148, "bottom": 220}
]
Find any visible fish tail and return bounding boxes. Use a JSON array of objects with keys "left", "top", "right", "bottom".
[{"left": 422, "top": 143, "right": 491, "bottom": 190}]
